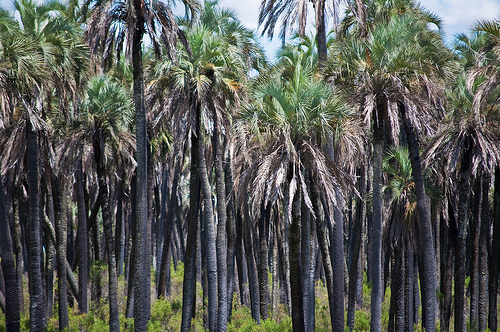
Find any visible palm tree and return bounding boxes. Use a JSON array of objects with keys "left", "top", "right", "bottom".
[
  {"left": 237, "top": 47, "right": 358, "bottom": 331},
  {"left": 59, "top": 75, "right": 134, "bottom": 331},
  {"left": 330, "top": 11, "right": 451, "bottom": 331},
  {"left": 86, "top": 0, "right": 198, "bottom": 328}
]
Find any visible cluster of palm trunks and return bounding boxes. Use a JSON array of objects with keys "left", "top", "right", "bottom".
[{"left": 0, "top": 0, "right": 500, "bottom": 332}]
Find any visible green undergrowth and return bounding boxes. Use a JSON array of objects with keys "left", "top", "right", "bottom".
[{"left": 0, "top": 265, "right": 401, "bottom": 331}]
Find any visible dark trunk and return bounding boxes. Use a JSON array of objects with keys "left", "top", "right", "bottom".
[
  {"left": 243, "top": 204, "right": 260, "bottom": 324},
  {"left": 27, "top": 120, "right": 46, "bottom": 332},
  {"left": 225, "top": 153, "right": 236, "bottom": 320},
  {"left": 490, "top": 167, "right": 500, "bottom": 331},
  {"left": 402, "top": 109, "right": 436, "bottom": 332},
  {"left": 479, "top": 173, "right": 490, "bottom": 332},
  {"left": 348, "top": 168, "right": 365, "bottom": 330},
  {"left": 43, "top": 177, "right": 55, "bottom": 318},
  {"left": 370, "top": 112, "right": 384, "bottom": 332},
  {"left": 213, "top": 108, "right": 228, "bottom": 331},
  {"left": 258, "top": 204, "right": 270, "bottom": 321},
  {"left": 180, "top": 105, "right": 201, "bottom": 332},
  {"left": 0, "top": 178, "right": 20, "bottom": 331},
  {"left": 235, "top": 211, "right": 247, "bottom": 307},
  {"left": 132, "top": 0, "right": 150, "bottom": 329},
  {"left": 469, "top": 175, "right": 481, "bottom": 330},
  {"left": 198, "top": 122, "right": 218, "bottom": 331},
  {"left": 454, "top": 137, "right": 473, "bottom": 332},
  {"left": 313, "top": 186, "right": 335, "bottom": 330},
  {"left": 94, "top": 132, "right": 120, "bottom": 332},
  {"left": 405, "top": 244, "right": 414, "bottom": 332},
  {"left": 290, "top": 185, "right": 305, "bottom": 332},
  {"left": 158, "top": 157, "right": 182, "bottom": 298},
  {"left": 76, "top": 155, "right": 88, "bottom": 313},
  {"left": 315, "top": 0, "right": 327, "bottom": 67},
  {"left": 332, "top": 206, "right": 345, "bottom": 331},
  {"left": 52, "top": 175, "right": 69, "bottom": 329}
]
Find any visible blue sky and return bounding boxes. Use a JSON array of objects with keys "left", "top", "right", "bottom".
[{"left": 1, "top": 0, "right": 499, "bottom": 58}]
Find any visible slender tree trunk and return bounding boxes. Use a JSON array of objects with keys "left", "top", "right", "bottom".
[
  {"left": 198, "top": 126, "right": 218, "bottom": 331},
  {"left": 370, "top": 115, "right": 384, "bottom": 332},
  {"left": 132, "top": 0, "right": 150, "bottom": 328},
  {"left": 158, "top": 157, "right": 181, "bottom": 298},
  {"left": 94, "top": 133, "right": 120, "bottom": 332},
  {"left": 348, "top": 168, "right": 365, "bottom": 330},
  {"left": 0, "top": 178, "right": 20, "bottom": 331},
  {"left": 180, "top": 105, "right": 201, "bottom": 332},
  {"left": 490, "top": 167, "right": 500, "bottom": 331},
  {"left": 470, "top": 176, "right": 481, "bottom": 330},
  {"left": 315, "top": 0, "right": 327, "bottom": 67},
  {"left": 290, "top": 184, "right": 305, "bottom": 332},
  {"left": 225, "top": 154, "right": 236, "bottom": 320},
  {"left": 43, "top": 178, "right": 55, "bottom": 319},
  {"left": 313, "top": 187, "right": 335, "bottom": 330},
  {"left": 332, "top": 206, "right": 345, "bottom": 331},
  {"left": 453, "top": 139, "right": 473, "bottom": 332},
  {"left": 52, "top": 175, "right": 68, "bottom": 329},
  {"left": 27, "top": 120, "right": 46, "bottom": 332},
  {"left": 479, "top": 173, "right": 490, "bottom": 332},
  {"left": 258, "top": 204, "right": 270, "bottom": 321},
  {"left": 405, "top": 244, "right": 414, "bottom": 332},
  {"left": 12, "top": 190, "right": 24, "bottom": 314},
  {"left": 235, "top": 211, "right": 247, "bottom": 307},
  {"left": 243, "top": 204, "right": 260, "bottom": 324},
  {"left": 76, "top": 154, "right": 89, "bottom": 313},
  {"left": 402, "top": 110, "right": 436, "bottom": 332},
  {"left": 213, "top": 108, "right": 228, "bottom": 332}
]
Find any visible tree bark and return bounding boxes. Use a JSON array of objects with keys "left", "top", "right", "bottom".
[
  {"left": 469, "top": 176, "right": 481, "bottom": 330},
  {"left": 370, "top": 114, "right": 384, "bottom": 332},
  {"left": 490, "top": 167, "right": 500, "bottom": 331},
  {"left": 258, "top": 204, "right": 270, "bottom": 321},
  {"left": 76, "top": 154, "right": 89, "bottom": 313},
  {"left": 94, "top": 132, "right": 120, "bottom": 332},
  {"left": 132, "top": 0, "right": 150, "bottom": 328},
  {"left": 198, "top": 125, "right": 218, "bottom": 331},
  {"left": 290, "top": 184, "right": 305, "bottom": 332},
  {"left": 213, "top": 108, "right": 228, "bottom": 331},
  {"left": 180, "top": 106, "right": 201, "bottom": 332},
  {"left": 453, "top": 137, "right": 473, "bottom": 332},
  {"left": 0, "top": 178, "right": 20, "bottom": 331},
  {"left": 27, "top": 120, "right": 46, "bottom": 332},
  {"left": 479, "top": 173, "right": 490, "bottom": 332},
  {"left": 402, "top": 110, "right": 436, "bottom": 332}
]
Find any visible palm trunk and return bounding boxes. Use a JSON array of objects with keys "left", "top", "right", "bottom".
[
  {"left": 27, "top": 119, "right": 46, "bottom": 332},
  {"left": 469, "top": 175, "right": 481, "bottom": 330},
  {"left": 313, "top": 186, "right": 335, "bottom": 330},
  {"left": 43, "top": 177, "right": 55, "bottom": 319},
  {"left": 300, "top": 190, "right": 311, "bottom": 331},
  {"left": 314, "top": 0, "right": 327, "bottom": 68},
  {"left": 258, "top": 204, "right": 270, "bottom": 321},
  {"left": 213, "top": 108, "right": 228, "bottom": 331},
  {"left": 490, "top": 167, "right": 500, "bottom": 331},
  {"left": 52, "top": 175, "right": 68, "bottom": 330},
  {"left": 478, "top": 173, "right": 489, "bottom": 332},
  {"left": 158, "top": 158, "right": 181, "bottom": 298},
  {"left": 454, "top": 138, "right": 473, "bottom": 332},
  {"left": 290, "top": 184, "right": 305, "bottom": 332},
  {"left": 76, "top": 155, "right": 89, "bottom": 313},
  {"left": 402, "top": 110, "right": 436, "bottom": 332},
  {"left": 94, "top": 133, "right": 120, "bottom": 332},
  {"left": 332, "top": 206, "right": 345, "bottom": 331},
  {"left": 243, "top": 204, "right": 260, "bottom": 324},
  {"left": 348, "top": 168, "right": 365, "bottom": 330},
  {"left": 370, "top": 116, "right": 384, "bottom": 332},
  {"left": 225, "top": 154, "right": 237, "bottom": 320},
  {"left": 198, "top": 126, "right": 218, "bottom": 332},
  {"left": 180, "top": 105, "right": 201, "bottom": 332},
  {"left": 132, "top": 0, "right": 150, "bottom": 328},
  {"left": 0, "top": 178, "right": 20, "bottom": 331},
  {"left": 405, "top": 244, "right": 414, "bottom": 332}
]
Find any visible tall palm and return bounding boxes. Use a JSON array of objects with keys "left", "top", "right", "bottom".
[
  {"left": 425, "top": 75, "right": 500, "bottom": 332},
  {"left": 467, "top": 19, "right": 500, "bottom": 331},
  {"left": 237, "top": 47, "right": 358, "bottom": 331},
  {"left": 149, "top": 18, "right": 248, "bottom": 330},
  {"left": 329, "top": 12, "right": 451, "bottom": 331},
  {"left": 87, "top": 0, "right": 198, "bottom": 328}
]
